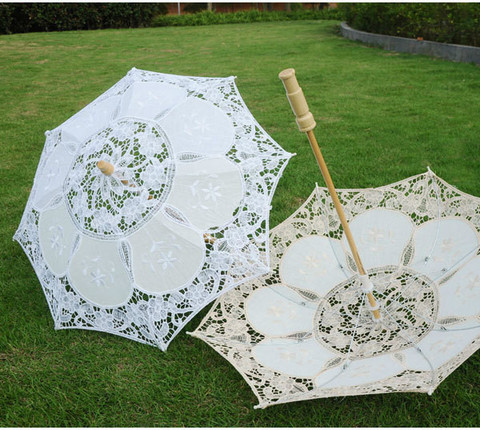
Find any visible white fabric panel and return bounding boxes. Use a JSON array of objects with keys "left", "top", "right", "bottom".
[
  {"left": 158, "top": 97, "right": 234, "bottom": 155},
  {"left": 33, "top": 144, "right": 74, "bottom": 210},
  {"left": 128, "top": 211, "right": 205, "bottom": 293},
  {"left": 346, "top": 209, "right": 413, "bottom": 269},
  {"left": 62, "top": 96, "right": 120, "bottom": 145},
  {"left": 69, "top": 236, "right": 132, "bottom": 307},
  {"left": 314, "top": 355, "right": 404, "bottom": 389},
  {"left": 165, "top": 157, "right": 243, "bottom": 230},
  {"left": 402, "top": 323, "right": 480, "bottom": 371},
  {"left": 438, "top": 256, "right": 480, "bottom": 318},
  {"left": 38, "top": 201, "right": 78, "bottom": 276},
  {"left": 117, "top": 81, "right": 187, "bottom": 120},
  {"left": 245, "top": 285, "right": 316, "bottom": 337},
  {"left": 410, "top": 218, "right": 479, "bottom": 281},
  {"left": 280, "top": 236, "right": 349, "bottom": 296},
  {"left": 252, "top": 338, "right": 336, "bottom": 378}
]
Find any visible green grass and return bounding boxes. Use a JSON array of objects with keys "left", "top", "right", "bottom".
[{"left": 1, "top": 20, "right": 480, "bottom": 427}]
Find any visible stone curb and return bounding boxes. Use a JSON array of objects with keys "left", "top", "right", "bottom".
[{"left": 340, "top": 22, "right": 480, "bottom": 65}]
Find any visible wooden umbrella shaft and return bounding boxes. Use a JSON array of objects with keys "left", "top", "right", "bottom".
[
  {"left": 306, "top": 130, "right": 380, "bottom": 319},
  {"left": 279, "top": 68, "right": 380, "bottom": 320},
  {"left": 306, "top": 130, "right": 365, "bottom": 273}
]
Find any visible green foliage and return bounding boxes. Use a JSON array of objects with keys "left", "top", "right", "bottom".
[
  {"left": 0, "top": 3, "right": 167, "bottom": 34},
  {"left": 340, "top": 3, "right": 480, "bottom": 47},
  {"left": 0, "top": 4, "right": 345, "bottom": 34},
  {"left": 152, "top": 8, "right": 344, "bottom": 27},
  {"left": 0, "top": 4, "right": 11, "bottom": 34},
  {"left": 183, "top": 3, "right": 208, "bottom": 14},
  {"left": 290, "top": 3, "right": 306, "bottom": 12}
]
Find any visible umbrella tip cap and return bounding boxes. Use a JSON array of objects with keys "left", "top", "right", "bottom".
[
  {"left": 97, "top": 160, "right": 114, "bottom": 176},
  {"left": 278, "top": 68, "right": 296, "bottom": 81}
]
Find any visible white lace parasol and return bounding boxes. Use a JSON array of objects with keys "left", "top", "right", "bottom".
[
  {"left": 191, "top": 171, "right": 480, "bottom": 408},
  {"left": 14, "top": 68, "right": 292, "bottom": 350},
  {"left": 192, "top": 68, "right": 480, "bottom": 408}
]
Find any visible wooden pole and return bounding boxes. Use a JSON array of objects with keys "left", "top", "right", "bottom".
[{"left": 278, "top": 68, "right": 381, "bottom": 320}]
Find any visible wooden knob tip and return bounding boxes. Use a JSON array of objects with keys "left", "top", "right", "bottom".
[
  {"left": 278, "top": 68, "right": 296, "bottom": 81},
  {"left": 278, "top": 68, "right": 316, "bottom": 132},
  {"left": 97, "top": 160, "right": 114, "bottom": 176},
  {"left": 203, "top": 233, "right": 216, "bottom": 244}
]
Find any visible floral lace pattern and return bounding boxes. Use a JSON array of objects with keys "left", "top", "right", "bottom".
[
  {"left": 192, "top": 171, "right": 480, "bottom": 408},
  {"left": 315, "top": 266, "right": 437, "bottom": 358},
  {"left": 65, "top": 118, "right": 173, "bottom": 238},
  {"left": 14, "top": 68, "right": 292, "bottom": 350}
]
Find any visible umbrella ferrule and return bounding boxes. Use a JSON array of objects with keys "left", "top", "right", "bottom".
[{"left": 359, "top": 274, "right": 374, "bottom": 293}]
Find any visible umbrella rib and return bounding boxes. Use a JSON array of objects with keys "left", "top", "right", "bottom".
[
  {"left": 345, "top": 292, "right": 367, "bottom": 362},
  {"left": 383, "top": 295, "right": 437, "bottom": 328},
  {"left": 314, "top": 184, "right": 356, "bottom": 281},
  {"left": 385, "top": 244, "right": 480, "bottom": 316},
  {"left": 265, "top": 283, "right": 363, "bottom": 318},
  {"left": 192, "top": 330, "right": 343, "bottom": 349},
  {"left": 355, "top": 173, "right": 442, "bottom": 315},
  {"left": 267, "top": 284, "right": 318, "bottom": 311},
  {"left": 382, "top": 307, "right": 437, "bottom": 392},
  {"left": 423, "top": 169, "right": 443, "bottom": 264},
  {"left": 385, "top": 295, "right": 480, "bottom": 333},
  {"left": 191, "top": 332, "right": 258, "bottom": 348},
  {"left": 432, "top": 324, "right": 480, "bottom": 332}
]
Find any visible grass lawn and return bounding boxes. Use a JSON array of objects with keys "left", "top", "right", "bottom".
[{"left": 1, "top": 20, "right": 480, "bottom": 427}]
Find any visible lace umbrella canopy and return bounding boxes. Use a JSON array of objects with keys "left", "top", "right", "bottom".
[
  {"left": 192, "top": 171, "right": 480, "bottom": 408},
  {"left": 13, "top": 68, "right": 292, "bottom": 351}
]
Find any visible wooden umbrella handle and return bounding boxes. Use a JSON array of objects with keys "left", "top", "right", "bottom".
[
  {"left": 279, "top": 68, "right": 381, "bottom": 320},
  {"left": 278, "top": 68, "right": 316, "bottom": 133}
]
